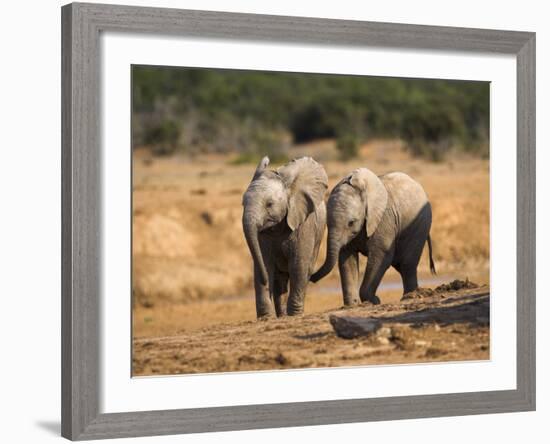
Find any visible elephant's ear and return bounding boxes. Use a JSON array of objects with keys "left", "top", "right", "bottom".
[
  {"left": 278, "top": 157, "right": 328, "bottom": 231},
  {"left": 349, "top": 168, "right": 388, "bottom": 237},
  {"left": 252, "top": 156, "right": 270, "bottom": 181}
]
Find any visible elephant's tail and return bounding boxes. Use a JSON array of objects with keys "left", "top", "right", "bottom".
[{"left": 427, "top": 234, "right": 436, "bottom": 275}]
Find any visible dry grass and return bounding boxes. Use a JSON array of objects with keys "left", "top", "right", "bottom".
[{"left": 132, "top": 139, "right": 489, "bottom": 338}]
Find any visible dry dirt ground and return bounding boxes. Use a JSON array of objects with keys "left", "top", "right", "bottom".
[
  {"left": 132, "top": 139, "right": 490, "bottom": 375},
  {"left": 133, "top": 282, "right": 489, "bottom": 376}
]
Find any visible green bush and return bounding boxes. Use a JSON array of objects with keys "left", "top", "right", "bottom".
[
  {"left": 229, "top": 151, "right": 289, "bottom": 165},
  {"left": 132, "top": 66, "right": 489, "bottom": 161},
  {"left": 144, "top": 120, "right": 180, "bottom": 156},
  {"left": 336, "top": 133, "right": 360, "bottom": 161}
]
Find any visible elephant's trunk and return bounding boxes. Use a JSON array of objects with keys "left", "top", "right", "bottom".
[
  {"left": 310, "top": 233, "right": 340, "bottom": 283},
  {"left": 242, "top": 215, "right": 269, "bottom": 286}
]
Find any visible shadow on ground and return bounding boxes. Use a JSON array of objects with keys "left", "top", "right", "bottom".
[{"left": 380, "top": 293, "right": 489, "bottom": 327}]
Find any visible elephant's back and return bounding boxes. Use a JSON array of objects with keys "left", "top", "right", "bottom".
[
  {"left": 380, "top": 172, "right": 430, "bottom": 229},
  {"left": 381, "top": 172, "right": 428, "bottom": 202}
]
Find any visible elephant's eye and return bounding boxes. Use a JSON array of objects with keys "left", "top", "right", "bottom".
[
  {"left": 348, "top": 220, "right": 355, "bottom": 227},
  {"left": 266, "top": 201, "right": 273, "bottom": 208}
]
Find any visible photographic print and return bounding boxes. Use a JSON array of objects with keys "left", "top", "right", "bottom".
[{"left": 131, "top": 66, "right": 490, "bottom": 377}]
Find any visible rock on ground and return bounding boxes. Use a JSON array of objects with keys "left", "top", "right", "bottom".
[{"left": 329, "top": 315, "right": 382, "bottom": 339}]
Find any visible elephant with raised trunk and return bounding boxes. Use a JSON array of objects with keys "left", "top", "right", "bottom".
[
  {"left": 311, "top": 168, "right": 435, "bottom": 305},
  {"left": 242, "top": 156, "right": 328, "bottom": 318}
]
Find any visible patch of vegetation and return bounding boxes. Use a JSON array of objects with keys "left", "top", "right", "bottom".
[
  {"left": 229, "top": 151, "right": 289, "bottom": 166},
  {"left": 143, "top": 120, "right": 180, "bottom": 156},
  {"left": 132, "top": 66, "right": 489, "bottom": 161},
  {"left": 336, "top": 133, "right": 360, "bottom": 161}
]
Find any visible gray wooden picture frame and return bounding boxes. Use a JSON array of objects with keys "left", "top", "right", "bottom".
[{"left": 61, "top": 2, "right": 536, "bottom": 440}]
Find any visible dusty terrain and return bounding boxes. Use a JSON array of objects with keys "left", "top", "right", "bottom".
[
  {"left": 132, "top": 139, "right": 490, "bottom": 375},
  {"left": 133, "top": 282, "right": 489, "bottom": 375}
]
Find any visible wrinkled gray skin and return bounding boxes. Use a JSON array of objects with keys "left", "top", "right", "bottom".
[
  {"left": 242, "top": 156, "right": 328, "bottom": 318},
  {"left": 311, "top": 168, "right": 435, "bottom": 305}
]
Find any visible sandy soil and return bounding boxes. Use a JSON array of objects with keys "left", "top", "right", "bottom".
[
  {"left": 133, "top": 282, "right": 489, "bottom": 376},
  {"left": 131, "top": 139, "right": 490, "bottom": 376}
]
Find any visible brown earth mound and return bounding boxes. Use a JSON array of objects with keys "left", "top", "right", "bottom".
[{"left": 133, "top": 284, "right": 489, "bottom": 376}]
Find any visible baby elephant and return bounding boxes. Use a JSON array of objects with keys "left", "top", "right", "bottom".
[
  {"left": 242, "top": 156, "right": 328, "bottom": 318},
  {"left": 311, "top": 168, "right": 435, "bottom": 305}
]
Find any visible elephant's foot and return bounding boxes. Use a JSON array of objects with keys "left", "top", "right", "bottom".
[
  {"left": 275, "top": 310, "right": 287, "bottom": 319},
  {"left": 274, "top": 308, "right": 285, "bottom": 318},
  {"left": 343, "top": 297, "right": 360, "bottom": 308},
  {"left": 286, "top": 308, "right": 304, "bottom": 317},
  {"left": 256, "top": 313, "right": 276, "bottom": 321},
  {"left": 256, "top": 298, "right": 276, "bottom": 319},
  {"left": 361, "top": 295, "right": 381, "bottom": 305},
  {"left": 286, "top": 303, "right": 304, "bottom": 317},
  {"left": 286, "top": 296, "right": 305, "bottom": 316}
]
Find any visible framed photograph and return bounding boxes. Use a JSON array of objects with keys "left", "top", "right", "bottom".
[{"left": 61, "top": 2, "right": 535, "bottom": 440}]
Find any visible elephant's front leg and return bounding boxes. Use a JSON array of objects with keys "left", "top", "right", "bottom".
[
  {"left": 287, "top": 265, "right": 309, "bottom": 316},
  {"left": 254, "top": 262, "right": 275, "bottom": 319},
  {"left": 359, "top": 248, "right": 393, "bottom": 304},
  {"left": 338, "top": 245, "right": 360, "bottom": 306}
]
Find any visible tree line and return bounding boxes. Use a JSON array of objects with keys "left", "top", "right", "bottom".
[{"left": 132, "top": 65, "right": 489, "bottom": 161}]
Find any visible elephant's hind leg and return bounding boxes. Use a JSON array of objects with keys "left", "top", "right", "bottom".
[
  {"left": 399, "top": 263, "right": 419, "bottom": 298},
  {"left": 273, "top": 272, "right": 289, "bottom": 317}
]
